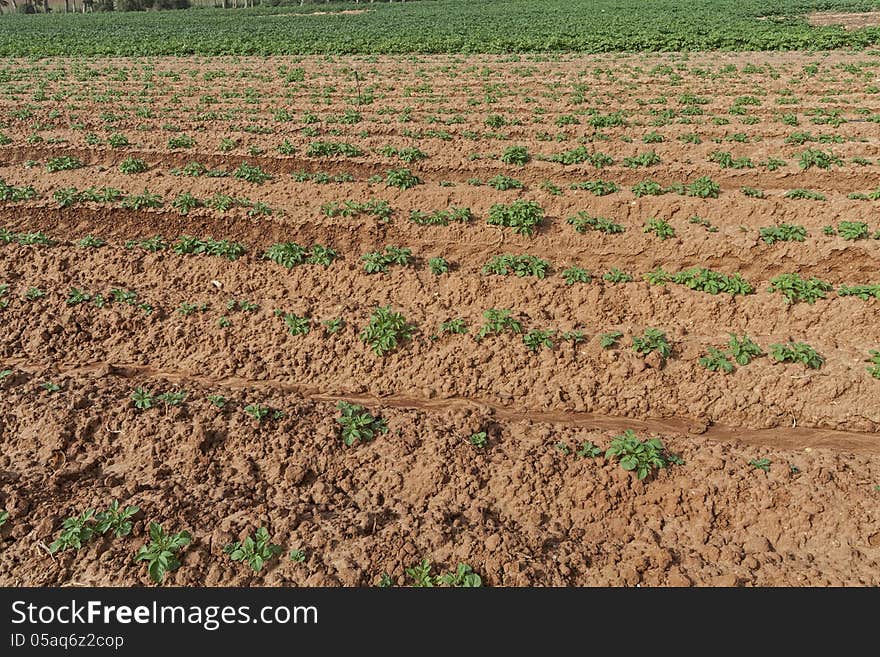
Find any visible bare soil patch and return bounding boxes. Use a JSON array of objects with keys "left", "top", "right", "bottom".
[{"left": 808, "top": 11, "right": 880, "bottom": 29}]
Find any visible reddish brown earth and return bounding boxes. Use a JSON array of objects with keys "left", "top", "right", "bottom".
[
  {"left": 0, "top": 53, "right": 878, "bottom": 586},
  {"left": 809, "top": 11, "right": 880, "bottom": 30}
]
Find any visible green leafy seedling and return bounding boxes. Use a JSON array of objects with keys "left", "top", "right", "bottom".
[
  {"left": 49, "top": 509, "right": 97, "bottom": 553},
  {"left": 632, "top": 328, "right": 671, "bottom": 359},
  {"left": 600, "top": 331, "right": 623, "bottom": 349},
  {"left": 359, "top": 306, "right": 414, "bottom": 356},
  {"left": 469, "top": 431, "right": 488, "bottom": 448},
  {"left": 576, "top": 440, "right": 602, "bottom": 458},
  {"left": 134, "top": 523, "right": 192, "bottom": 585},
  {"left": 749, "top": 458, "right": 771, "bottom": 473},
  {"left": 437, "top": 563, "right": 482, "bottom": 587},
  {"left": 699, "top": 347, "right": 734, "bottom": 373},
  {"left": 605, "top": 430, "right": 671, "bottom": 480},
  {"left": 244, "top": 404, "right": 271, "bottom": 423},
  {"left": 96, "top": 500, "right": 139, "bottom": 538},
  {"left": 225, "top": 527, "right": 283, "bottom": 572},
  {"left": 336, "top": 401, "right": 388, "bottom": 446},
  {"left": 769, "top": 342, "right": 823, "bottom": 369},
  {"left": 728, "top": 334, "right": 763, "bottom": 365}
]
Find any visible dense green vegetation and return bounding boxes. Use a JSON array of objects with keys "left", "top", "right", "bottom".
[{"left": 1, "top": 0, "right": 879, "bottom": 56}]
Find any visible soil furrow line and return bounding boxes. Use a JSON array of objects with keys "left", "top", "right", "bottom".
[{"left": 6, "top": 357, "right": 879, "bottom": 455}]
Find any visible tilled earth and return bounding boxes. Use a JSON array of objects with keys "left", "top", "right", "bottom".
[{"left": 0, "top": 52, "right": 878, "bottom": 586}]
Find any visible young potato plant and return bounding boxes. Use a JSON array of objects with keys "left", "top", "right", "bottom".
[
  {"left": 501, "top": 145, "right": 530, "bottom": 165},
  {"left": 643, "top": 217, "right": 675, "bottom": 240},
  {"left": 603, "top": 268, "right": 634, "bottom": 284},
  {"left": 322, "top": 199, "right": 392, "bottom": 223},
  {"left": 423, "top": 256, "right": 448, "bottom": 275},
  {"left": 688, "top": 216, "right": 718, "bottom": 233},
  {"left": 482, "top": 254, "right": 549, "bottom": 278},
  {"left": 750, "top": 458, "right": 772, "bottom": 473},
  {"left": 768, "top": 274, "right": 832, "bottom": 305},
  {"left": 323, "top": 317, "right": 346, "bottom": 334},
  {"left": 566, "top": 212, "right": 624, "bottom": 234},
  {"left": 405, "top": 559, "right": 482, "bottom": 587},
  {"left": 134, "top": 522, "right": 192, "bottom": 585},
  {"left": 837, "top": 221, "right": 870, "bottom": 241},
  {"left": 359, "top": 306, "right": 414, "bottom": 356},
  {"left": 276, "top": 311, "right": 310, "bottom": 336},
  {"left": 784, "top": 188, "right": 825, "bottom": 201},
  {"left": 600, "top": 330, "right": 623, "bottom": 349},
  {"left": 385, "top": 168, "right": 421, "bottom": 189},
  {"left": 264, "top": 242, "right": 337, "bottom": 269},
  {"left": 49, "top": 500, "right": 139, "bottom": 553},
  {"left": 49, "top": 509, "right": 97, "bottom": 553},
  {"left": 1, "top": 230, "right": 54, "bottom": 246},
  {"left": 178, "top": 302, "right": 208, "bottom": 316},
  {"left": 123, "top": 236, "right": 165, "bottom": 254},
  {"left": 576, "top": 440, "right": 603, "bottom": 458},
  {"left": 119, "top": 156, "right": 148, "bottom": 174},
  {"left": 769, "top": 341, "right": 823, "bottom": 369},
  {"left": 96, "top": 500, "right": 140, "bottom": 538},
  {"left": 308, "top": 141, "right": 363, "bottom": 157},
  {"left": 234, "top": 163, "right": 272, "bottom": 184},
  {"left": 476, "top": 308, "right": 522, "bottom": 341},
  {"left": 0, "top": 179, "right": 38, "bottom": 201},
  {"left": 728, "top": 333, "right": 763, "bottom": 365},
  {"left": 172, "top": 193, "right": 202, "bottom": 216},
  {"left": 562, "top": 266, "right": 592, "bottom": 285},
  {"left": 173, "top": 236, "right": 246, "bottom": 261},
  {"left": 699, "top": 347, "right": 734, "bottom": 373},
  {"left": 523, "top": 329, "right": 555, "bottom": 352},
  {"left": 244, "top": 404, "right": 271, "bottom": 423},
  {"left": 54, "top": 187, "right": 121, "bottom": 208},
  {"left": 632, "top": 328, "right": 671, "bottom": 360},
  {"left": 837, "top": 284, "right": 880, "bottom": 301},
  {"left": 336, "top": 401, "right": 388, "bottom": 446},
  {"left": 798, "top": 148, "right": 841, "bottom": 170},
  {"left": 544, "top": 146, "right": 612, "bottom": 167},
  {"left": 486, "top": 200, "right": 544, "bottom": 236},
  {"left": 362, "top": 246, "right": 414, "bottom": 274},
  {"left": 760, "top": 224, "right": 807, "bottom": 244},
  {"left": 623, "top": 150, "right": 661, "bottom": 168},
  {"left": 569, "top": 180, "right": 619, "bottom": 196},
  {"left": 46, "top": 156, "right": 84, "bottom": 172},
  {"left": 379, "top": 146, "right": 427, "bottom": 164},
  {"left": 225, "top": 527, "right": 282, "bottom": 572},
  {"left": 649, "top": 267, "right": 753, "bottom": 296},
  {"left": 486, "top": 174, "right": 524, "bottom": 191},
  {"left": 605, "top": 430, "right": 679, "bottom": 480},
  {"left": 867, "top": 350, "right": 880, "bottom": 379},
  {"left": 409, "top": 206, "right": 472, "bottom": 226},
  {"left": 121, "top": 191, "right": 163, "bottom": 210},
  {"left": 439, "top": 318, "right": 468, "bottom": 336},
  {"left": 685, "top": 175, "right": 720, "bottom": 198}
]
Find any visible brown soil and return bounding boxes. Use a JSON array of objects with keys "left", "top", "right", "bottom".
[
  {"left": 808, "top": 11, "right": 880, "bottom": 30},
  {"left": 0, "top": 52, "right": 878, "bottom": 587}
]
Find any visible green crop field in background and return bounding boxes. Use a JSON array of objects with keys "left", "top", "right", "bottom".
[{"left": 0, "top": 0, "right": 879, "bottom": 56}]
